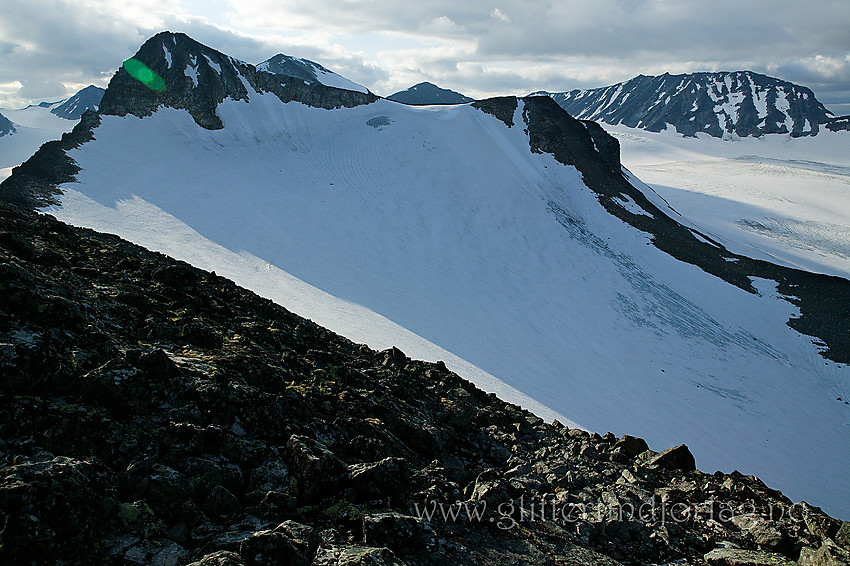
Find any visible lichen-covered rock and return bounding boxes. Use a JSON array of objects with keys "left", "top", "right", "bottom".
[
  {"left": 798, "top": 540, "right": 850, "bottom": 566},
  {"left": 0, "top": 456, "right": 117, "bottom": 563},
  {"left": 704, "top": 546, "right": 795, "bottom": 565},
  {"left": 349, "top": 457, "right": 408, "bottom": 501},
  {"left": 313, "top": 545, "right": 406, "bottom": 566},
  {"left": 188, "top": 550, "right": 247, "bottom": 565}
]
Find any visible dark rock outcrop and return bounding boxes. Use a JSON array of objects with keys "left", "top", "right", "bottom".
[
  {"left": 826, "top": 115, "right": 850, "bottom": 132},
  {"left": 257, "top": 54, "right": 369, "bottom": 94},
  {"left": 0, "top": 31, "right": 378, "bottom": 209}
]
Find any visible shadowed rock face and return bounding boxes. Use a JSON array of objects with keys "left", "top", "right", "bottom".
[
  {"left": 1, "top": 202, "right": 849, "bottom": 565},
  {"left": 536, "top": 71, "right": 847, "bottom": 138}
]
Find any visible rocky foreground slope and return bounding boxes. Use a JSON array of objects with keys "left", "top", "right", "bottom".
[{"left": 1, "top": 205, "right": 849, "bottom": 565}]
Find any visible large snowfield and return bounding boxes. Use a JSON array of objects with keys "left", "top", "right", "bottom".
[
  {"left": 40, "top": 88, "right": 850, "bottom": 518},
  {"left": 606, "top": 125, "right": 850, "bottom": 279}
]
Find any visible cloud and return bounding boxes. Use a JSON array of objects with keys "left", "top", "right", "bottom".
[
  {"left": 1, "top": 0, "right": 849, "bottom": 110},
  {"left": 18, "top": 78, "right": 67, "bottom": 100},
  {"left": 490, "top": 8, "right": 510, "bottom": 23}
]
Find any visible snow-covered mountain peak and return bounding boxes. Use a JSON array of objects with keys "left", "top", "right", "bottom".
[
  {"left": 0, "top": 111, "right": 16, "bottom": 137},
  {"left": 97, "top": 31, "right": 255, "bottom": 129},
  {"left": 50, "top": 85, "right": 104, "bottom": 120},
  {"left": 98, "top": 32, "right": 377, "bottom": 130},
  {"left": 537, "top": 71, "right": 848, "bottom": 138},
  {"left": 388, "top": 82, "right": 474, "bottom": 105},
  {"left": 257, "top": 54, "right": 370, "bottom": 94}
]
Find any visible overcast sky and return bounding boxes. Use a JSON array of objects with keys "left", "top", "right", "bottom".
[{"left": 2, "top": 0, "right": 849, "bottom": 113}]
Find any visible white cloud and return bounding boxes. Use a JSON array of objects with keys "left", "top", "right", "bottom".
[
  {"left": 490, "top": 8, "right": 510, "bottom": 22},
  {"left": 421, "top": 16, "right": 462, "bottom": 34}
]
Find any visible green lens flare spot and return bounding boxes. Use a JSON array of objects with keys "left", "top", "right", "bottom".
[{"left": 123, "top": 58, "right": 166, "bottom": 92}]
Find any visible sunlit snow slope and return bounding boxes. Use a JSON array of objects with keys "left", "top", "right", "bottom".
[
  {"left": 39, "top": 85, "right": 850, "bottom": 517},
  {"left": 607, "top": 125, "right": 850, "bottom": 280}
]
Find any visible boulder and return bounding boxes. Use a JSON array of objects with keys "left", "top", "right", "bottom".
[
  {"left": 286, "top": 435, "right": 346, "bottom": 503},
  {"left": 613, "top": 434, "right": 649, "bottom": 459},
  {"left": 203, "top": 485, "right": 241, "bottom": 525},
  {"left": 798, "top": 540, "right": 850, "bottom": 566},
  {"left": 349, "top": 457, "right": 407, "bottom": 501},
  {"left": 648, "top": 444, "right": 696, "bottom": 472},
  {"left": 239, "top": 520, "right": 314, "bottom": 566},
  {"left": 362, "top": 512, "right": 436, "bottom": 554}
]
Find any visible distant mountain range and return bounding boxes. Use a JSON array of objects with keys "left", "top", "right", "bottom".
[
  {"left": 534, "top": 71, "right": 850, "bottom": 138},
  {"left": 20, "top": 85, "right": 105, "bottom": 120},
  {"left": 387, "top": 82, "right": 473, "bottom": 105}
]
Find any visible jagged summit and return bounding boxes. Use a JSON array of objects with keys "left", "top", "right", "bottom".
[
  {"left": 258, "top": 53, "right": 370, "bottom": 94},
  {"left": 535, "top": 71, "right": 848, "bottom": 137},
  {"left": 50, "top": 85, "right": 104, "bottom": 120},
  {"left": 99, "top": 31, "right": 377, "bottom": 129},
  {"left": 388, "top": 82, "right": 474, "bottom": 105},
  {"left": 98, "top": 31, "right": 255, "bottom": 129},
  {"left": 0, "top": 111, "right": 15, "bottom": 137}
]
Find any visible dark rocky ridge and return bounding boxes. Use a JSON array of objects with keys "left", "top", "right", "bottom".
[
  {"left": 2, "top": 201, "right": 849, "bottom": 565},
  {"left": 50, "top": 85, "right": 105, "bottom": 120},
  {"left": 826, "top": 115, "right": 850, "bottom": 132},
  {"left": 0, "top": 111, "right": 101, "bottom": 210},
  {"left": 0, "top": 111, "right": 15, "bottom": 137},
  {"left": 388, "top": 82, "right": 473, "bottom": 105},
  {"left": 535, "top": 72, "right": 847, "bottom": 138}
]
